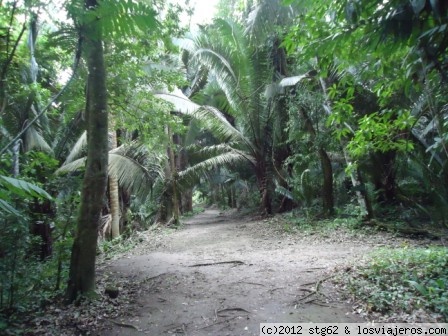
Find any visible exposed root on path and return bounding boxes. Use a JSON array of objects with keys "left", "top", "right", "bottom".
[
  {"left": 109, "top": 319, "right": 141, "bottom": 331},
  {"left": 189, "top": 260, "right": 245, "bottom": 267},
  {"left": 296, "top": 275, "right": 335, "bottom": 303},
  {"left": 217, "top": 307, "right": 250, "bottom": 317}
]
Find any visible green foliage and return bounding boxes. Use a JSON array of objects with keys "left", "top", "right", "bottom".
[
  {"left": 0, "top": 172, "right": 79, "bottom": 332},
  {"left": 281, "top": 210, "right": 361, "bottom": 233},
  {"left": 345, "top": 247, "right": 448, "bottom": 318},
  {"left": 182, "top": 205, "right": 205, "bottom": 218},
  {"left": 0, "top": 175, "right": 52, "bottom": 216},
  {"left": 67, "top": 0, "right": 159, "bottom": 40},
  {"left": 347, "top": 110, "right": 416, "bottom": 157},
  {"left": 99, "top": 235, "right": 138, "bottom": 257}
]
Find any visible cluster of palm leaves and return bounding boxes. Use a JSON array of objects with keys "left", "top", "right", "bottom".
[{"left": 156, "top": 0, "right": 303, "bottom": 215}]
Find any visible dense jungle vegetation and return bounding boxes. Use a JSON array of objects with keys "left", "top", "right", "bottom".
[{"left": 1, "top": 0, "right": 448, "bottom": 332}]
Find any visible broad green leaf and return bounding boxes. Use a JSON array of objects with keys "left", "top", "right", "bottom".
[
  {"left": 0, "top": 199, "right": 22, "bottom": 217},
  {"left": 0, "top": 176, "right": 52, "bottom": 200}
]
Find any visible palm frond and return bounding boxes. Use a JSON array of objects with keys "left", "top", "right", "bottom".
[
  {"left": 178, "top": 149, "right": 253, "bottom": 188},
  {"left": 108, "top": 145, "right": 164, "bottom": 201},
  {"left": 81, "top": 0, "right": 160, "bottom": 39},
  {"left": 194, "top": 105, "right": 251, "bottom": 146},
  {"left": 183, "top": 119, "right": 201, "bottom": 147},
  {"left": 56, "top": 157, "right": 87, "bottom": 173},
  {"left": 275, "top": 184, "right": 296, "bottom": 201},
  {"left": 154, "top": 90, "right": 252, "bottom": 148},
  {"left": 0, "top": 175, "right": 53, "bottom": 200},
  {"left": 172, "top": 37, "right": 196, "bottom": 53},
  {"left": 46, "top": 25, "right": 79, "bottom": 54},
  {"left": 154, "top": 89, "right": 200, "bottom": 114},
  {"left": 24, "top": 126, "right": 53, "bottom": 153},
  {"left": 189, "top": 47, "right": 243, "bottom": 112},
  {"left": 245, "top": 0, "right": 296, "bottom": 43},
  {"left": 191, "top": 48, "right": 237, "bottom": 81},
  {"left": 186, "top": 143, "right": 254, "bottom": 164},
  {"left": 58, "top": 142, "right": 165, "bottom": 201},
  {"left": 63, "top": 131, "right": 87, "bottom": 165}
]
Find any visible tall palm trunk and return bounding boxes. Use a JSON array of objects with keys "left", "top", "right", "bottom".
[
  {"left": 255, "top": 156, "right": 273, "bottom": 215},
  {"left": 12, "top": 140, "right": 20, "bottom": 177},
  {"left": 173, "top": 132, "right": 192, "bottom": 213},
  {"left": 66, "top": 0, "right": 108, "bottom": 302},
  {"left": 109, "top": 123, "right": 120, "bottom": 239},
  {"left": 167, "top": 126, "right": 180, "bottom": 226}
]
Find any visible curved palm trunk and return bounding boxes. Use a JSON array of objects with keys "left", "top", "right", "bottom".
[{"left": 66, "top": 0, "right": 108, "bottom": 302}]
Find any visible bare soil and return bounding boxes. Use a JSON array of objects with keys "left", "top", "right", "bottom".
[{"left": 96, "top": 208, "right": 391, "bottom": 336}]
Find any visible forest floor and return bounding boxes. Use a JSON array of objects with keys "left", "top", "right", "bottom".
[{"left": 83, "top": 207, "right": 434, "bottom": 336}]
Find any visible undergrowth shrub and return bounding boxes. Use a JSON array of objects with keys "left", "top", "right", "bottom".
[
  {"left": 344, "top": 247, "right": 448, "bottom": 320},
  {"left": 282, "top": 210, "right": 361, "bottom": 232}
]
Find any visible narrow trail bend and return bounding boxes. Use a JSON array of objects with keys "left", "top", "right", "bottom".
[{"left": 100, "top": 209, "right": 371, "bottom": 336}]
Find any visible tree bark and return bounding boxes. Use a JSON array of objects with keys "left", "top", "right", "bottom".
[
  {"left": 319, "top": 147, "right": 335, "bottom": 216},
  {"left": 319, "top": 78, "right": 373, "bottom": 219},
  {"left": 109, "top": 126, "right": 120, "bottom": 239},
  {"left": 369, "top": 151, "right": 397, "bottom": 205},
  {"left": 66, "top": 0, "right": 108, "bottom": 302},
  {"left": 255, "top": 159, "right": 273, "bottom": 216},
  {"left": 299, "top": 107, "right": 334, "bottom": 216},
  {"left": 167, "top": 126, "right": 180, "bottom": 226}
]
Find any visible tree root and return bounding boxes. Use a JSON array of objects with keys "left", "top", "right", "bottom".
[
  {"left": 296, "top": 275, "right": 335, "bottom": 303},
  {"left": 189, "top": 260, "right": 245, "bottom": 267},
  {"left": 217, "top": 307, "right": 250, "bottom": 317},
  {"left": 109, "top": 319, "right": 141, "bottom": 331}
]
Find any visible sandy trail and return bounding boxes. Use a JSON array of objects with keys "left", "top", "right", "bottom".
[{"left": 100, "top": 209, "right": 370, "bottom": 336}]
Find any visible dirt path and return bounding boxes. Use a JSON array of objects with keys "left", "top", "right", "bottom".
[{"left": 100, "top": 209, "right": 373, "bottom": 336}]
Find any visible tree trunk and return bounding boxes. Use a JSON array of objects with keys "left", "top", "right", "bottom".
[
  {"left": 319, "top": 147, "right": 335, "bottom": 216},
  {"left": 66, "top": 0, "right": 108, "bottom": 302},
  {"left": 109, "top": 126, "right": 120, "bottom": 239},
  {"left": 369, "top": 151, "right": 397, "bottom": 205},
  {"left": 256, "top": 160, "right": 273, "bottom": 216},
  {"left": 342, "top": 148, "right": 374, "bottom": 218},
  {"left": 167, "top": 126, "right": 180, "bottom": 226},
  {"left": 319, "top": 78, "right": 373, "bottom": 219},
  {"left": 173, "top": 132, "right": 193, "bottom": 214},
  {"left": 299, "top": 107, "right": 334, "bottom": 216},
  {"left": 12, "top": 140, "right": 20, "bottom": 177},
  {"left": 182, "top": 189, "right": 193, "bottom": 213}
]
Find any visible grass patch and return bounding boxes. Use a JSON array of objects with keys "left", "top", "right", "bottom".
[{"left": 343, "top": 246, "right": 448, "bottom": 321}]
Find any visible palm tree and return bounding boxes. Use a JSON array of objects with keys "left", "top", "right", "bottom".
[{"left": 185, "top": 19, "right": 286, "bottom": 214}]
